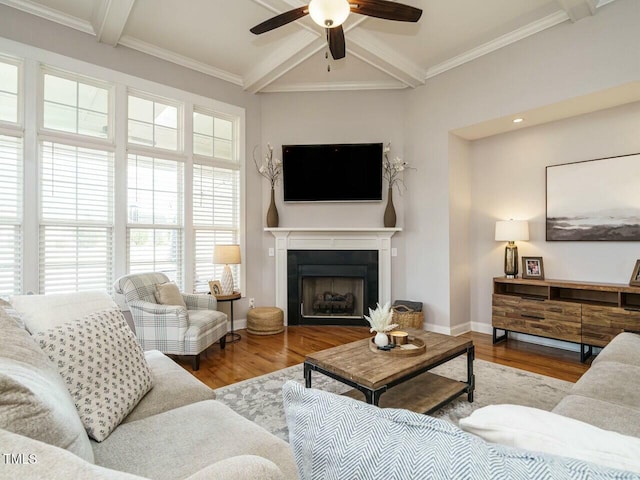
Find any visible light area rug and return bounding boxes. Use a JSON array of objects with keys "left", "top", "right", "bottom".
[{"left": 214, "top": 357, "right": 573, "bottom": 442}]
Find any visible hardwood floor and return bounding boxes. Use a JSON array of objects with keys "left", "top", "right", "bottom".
[{"left": 175, "top": 326, "right": 590, "bottom": 389}]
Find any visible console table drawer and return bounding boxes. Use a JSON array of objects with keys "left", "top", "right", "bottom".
[
  {"left": 582, "top": 305, "right": 640, "bottom": 347},
  {"left": 492, "top": 294, "right": 581, "bottom": 342}
]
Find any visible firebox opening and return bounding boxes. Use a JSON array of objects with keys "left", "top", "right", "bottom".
[{"left": 302, "top": 276, "right": 364, "bottom": 319}]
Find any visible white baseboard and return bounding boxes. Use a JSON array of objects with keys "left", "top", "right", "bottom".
[
  {"left": 230, "top": 318, "right": 247, "bottom": 331},
  {"left": 471, "top": 322, "right": 493, "bottom": 335}
]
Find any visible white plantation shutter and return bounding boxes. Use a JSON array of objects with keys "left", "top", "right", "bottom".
[
  {"left": 0, "top": 135, "right": 22, "bottom": 296},
  {"left": 192, "top": 162, "right": 240, "bottom": 293},
  {"left": 39, "top": 141, "right": 113, "bottom": 293},
  {"left": 127, "top": 153, "right": 184, "bottom": 286}
]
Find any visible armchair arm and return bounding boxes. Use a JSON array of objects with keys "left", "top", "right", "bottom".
[
  {"left": 182, "top": 293, "right": 217, "bottom": 310},
  {"left": 127, "top": 300, "right": 189, "bottom": 331}
]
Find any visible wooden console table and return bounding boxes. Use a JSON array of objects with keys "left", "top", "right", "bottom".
[{"left": 492, "top": 277, "right": 640, "bottom": 362}]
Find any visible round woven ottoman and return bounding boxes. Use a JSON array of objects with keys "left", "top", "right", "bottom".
[{"left": 247, "top": 307, "right": 284, "bottom": 335}]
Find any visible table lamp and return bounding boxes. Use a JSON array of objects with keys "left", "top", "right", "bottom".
[
  {"left": 213, "top": 244, "right": 241, "bottom": 295},
  {"left": 495, "top": 220, "right": 529, "bottom": 278}
]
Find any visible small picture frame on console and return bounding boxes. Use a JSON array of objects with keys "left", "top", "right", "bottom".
[
  {"left": 629, "top": 260, "right": 640, "bottom": 287},
  {"left": 522, "top": 257, "right": 544, "bottom": 280},
  {"left": 209, "top": 280, "right": 223, "bottom": 296}
]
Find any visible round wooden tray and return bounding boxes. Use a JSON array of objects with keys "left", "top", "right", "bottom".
[{"left": 369, "top": 336, "right": 426, "bottom": 356}]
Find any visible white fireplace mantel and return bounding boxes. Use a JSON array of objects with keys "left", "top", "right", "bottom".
[{"left": 265, "top": 227, "right": 402, "bottom": 324}]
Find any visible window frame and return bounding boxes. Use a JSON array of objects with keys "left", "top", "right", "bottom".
[
  {"left": 0, "top": 37, "right": 246, "bottom": 295},
  {"left": 39, "top": 66, "right": 115, "bottom": 144},
  {"left": 0, "top": 54, "right": 23, "bottom": 128}
]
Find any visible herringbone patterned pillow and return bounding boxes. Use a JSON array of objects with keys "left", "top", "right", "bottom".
[{"left": 282, "top": 381, "right": 638, "bottom": 480}]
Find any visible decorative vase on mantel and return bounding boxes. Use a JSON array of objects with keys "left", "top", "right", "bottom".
[
  {"left": 267, "top": 187, "right": 279, "bottom": 228},
  {"left": 383, "top": 187, "right": 396, "bottom": 228}
]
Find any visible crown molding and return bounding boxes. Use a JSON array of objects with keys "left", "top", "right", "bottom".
[
  {"left": 425, "top": 10, "right": 570, "bottom": 80},
  {"left": 118, "top": 35, "right": 244, "bottom": 87},
  {"left": 260, "top": 79, "right": 407, "bottom": 93},
  {"left": 0, "top": 0, "right": 95, "bottom": 34}
]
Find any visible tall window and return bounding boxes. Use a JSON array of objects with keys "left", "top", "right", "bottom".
[
  {"left": 0, "top": 45, "right": 244, "bottom": 295},
  {"left": 128, "top": 94, "right": 179, "bottom": 151},
  {"left": 39, "top": 142, "right": 114, "bottom": 293},
  {"left": 127, "top": 154, "right": 184, "bottom": 284},
  {"left": 0, "top": 135, "right": 22, "bottom": 296},
  {"left": 39, "top": 70, "right": 114, "bottom": 294},
  {"left": 0, "top": 59, "right": 19, "bottom": 124},
  {"left": 43, "top": 72, "right": 110, "bottom": 138},
  {"left": 192, "top": 109, "right": 240, "bottom": 293}
]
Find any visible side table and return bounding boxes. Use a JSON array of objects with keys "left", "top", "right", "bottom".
[{"left": 216, "top": 292, "right": 242, "bottom": 343}]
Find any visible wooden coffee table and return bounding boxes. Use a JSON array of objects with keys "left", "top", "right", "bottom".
[{"left": 304, "top": 329, "right": 474, "bottom": 414}]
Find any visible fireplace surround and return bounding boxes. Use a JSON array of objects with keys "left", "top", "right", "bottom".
[
  {"left": 266, "top": 227, "right": 401, "bottom": 326},
  {"left": 287, "top": 250, "right": 378, "bottom": 326}
]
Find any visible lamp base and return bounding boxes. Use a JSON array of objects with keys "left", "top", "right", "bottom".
[
  {"left": 220, "top": 265, "right": 235, "bottom": 295},
  {"left": 504, "top": 242, "right": 519, "bottom": 278}
]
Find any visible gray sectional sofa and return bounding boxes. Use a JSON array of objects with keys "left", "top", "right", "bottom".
[
  {"left": 553, "top": 332, "right": 640, "bottom": 437},
  {"left": 0, "top": 295, "right": 297, "bottom": 480}
]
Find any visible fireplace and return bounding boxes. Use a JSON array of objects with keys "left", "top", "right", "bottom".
[{"left": 287, "top": 250, "right": 378, "bottom": 326}]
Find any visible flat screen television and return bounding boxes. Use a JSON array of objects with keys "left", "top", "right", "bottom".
[{"left": 282, "top": 143, "right": 383, "bottom": 202}]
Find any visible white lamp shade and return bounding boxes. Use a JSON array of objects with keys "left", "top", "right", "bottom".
[
  {"left": 213, "top": 244, "right": 241, "bottom": 265},
  {"left": 309, "top": 0, "right": 350, "bottom": 28},
  {"left": 495, "top": 220, "right": 529, "bottom": 241}
]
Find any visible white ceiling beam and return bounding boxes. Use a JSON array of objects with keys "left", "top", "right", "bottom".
[
  {"left": 346, "top": 29, "right": 426, "bottom": 88},
  {"left": 244, "top": 29, "right": 324, "bottom": 93},
  {"left": 555, "top": 0, "right": 598, "bottom": 22},
  {"left": 92, "top": 0, "right": 136, "bottom": 46}
]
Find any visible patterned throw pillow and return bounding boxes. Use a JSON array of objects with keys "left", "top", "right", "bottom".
[
  {"left": 282, "top": 381, "right": 638, "bottom": 480},
  {"left": 35, "top": 309, "right": 154, "bottom": 442}
]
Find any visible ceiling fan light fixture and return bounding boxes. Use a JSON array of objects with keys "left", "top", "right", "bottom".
[{"left": 309, "top": 0, "right": 350, "bottom": 28}]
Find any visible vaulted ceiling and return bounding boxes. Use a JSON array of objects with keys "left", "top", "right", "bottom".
[{"left": 0, "top": 0, "right": 617, "bottom": 93}]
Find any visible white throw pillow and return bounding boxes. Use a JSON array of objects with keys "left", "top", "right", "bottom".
[
  {"left": 11, "top": 291, "right": 118, "bottom": 334},
  {"left": 459, "top": 404, "right": 640, "bottom": 473},
  {"left": 35, "top": 308, "right": 153, "bottom": 442},
  {"left": 154, "top": 282, "right": 187, "bottom": 308}
]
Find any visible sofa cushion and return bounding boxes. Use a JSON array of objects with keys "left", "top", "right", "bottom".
[
  {"left": 35, "top": 308, "right": 153, "bottom": 442},
  {"left": 154, "top": 282, "right": 187, "bottom": 308},
  {"left": 10, "top": 291, "right": 118, "bottom": 333},
  {"left": 459, "top": 404, "right": 640, "bottom": 473},
  {"left": 122, "top": 350, "right": 215, "bottom": 424},
  {"left": 0, "top": 428, "right": 142, "bottom": 480},
  {"left": 593, "top": 332, "right": 640, "bottom": 368},
  {"left": 569, "top": 361, "right": 640, "bottom": 411},
  {"left": 0, "top": 307, "right": 94, "bottom": 463},
  {"left": 282, "top": 381, "right": 636, "bottom": 480},
  {"left": 553, "top": 394, "right": 640, "bottom": 438},
  {"left": 92, "top": 400, "right": 297, "bottom": 480}
]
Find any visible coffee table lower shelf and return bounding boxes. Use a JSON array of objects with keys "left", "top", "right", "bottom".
[{"left": 342, "top": 372, "right": 469, "bottom": 414}]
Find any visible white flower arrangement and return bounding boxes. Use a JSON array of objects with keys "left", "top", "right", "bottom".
[
  {"left": 253, "top": 143, "right": 282, "bottom": 188},
  {"left": 364, "top": 301, "right": 398, "bottom": 334},
  {"left": 382, "top": 143, "right": 410, "bottom": 191}
]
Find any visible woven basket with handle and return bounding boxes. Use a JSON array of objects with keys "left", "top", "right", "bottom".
[{"left": 391, "top": 304, "right": 424, "bottom": 329}]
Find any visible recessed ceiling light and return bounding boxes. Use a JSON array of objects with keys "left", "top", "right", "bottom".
[{"left": 513, "top": 118, "right": 524, "bottom": 124}]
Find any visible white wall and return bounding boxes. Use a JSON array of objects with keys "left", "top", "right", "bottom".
[
  {"left": 470, "top": 101, "right": 640, "bottom": 333},
  {"left": 404, "top": 0, "right": 640, "bottom": 333},
  {"left": 259, "top": 90, "right": 408, "bottom": 303}
]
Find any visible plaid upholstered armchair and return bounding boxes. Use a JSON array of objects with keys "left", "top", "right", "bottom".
[{"left": 113, "top": 272, "right": 228, "bottom": 370}]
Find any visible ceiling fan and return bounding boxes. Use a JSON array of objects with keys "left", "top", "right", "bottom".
[{"left": 250, "top": 0, "right": 422, "bottom": 60}]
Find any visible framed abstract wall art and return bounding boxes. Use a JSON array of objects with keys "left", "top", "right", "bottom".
[{"left": 546, "top": 153, "right": 640, "bottom": 241}]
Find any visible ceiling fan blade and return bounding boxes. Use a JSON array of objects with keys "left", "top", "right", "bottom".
[
  {"left": 250, "top": 6, "right": 309, "bottom": 35},
  {"left": 328, "top": 26, "right": 346, "bottom": 60},
  {"left": 351, "top": 0, "right": 422, "bottom": 22}
]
